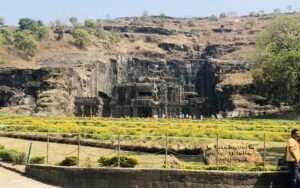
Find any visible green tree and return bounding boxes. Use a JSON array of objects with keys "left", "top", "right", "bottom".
[
  {"left": 13, "top": 31, "right": 37, "bottom": 57},
  {"left": 35, "top": 26, "right": 49, "bottom": 40},
  {"left": 249, "top": 11, "right": 257, "bottom": 17},
  {"left": 273, "top": 8, "right": 281, "bottom": 14},
  {"left": 72, "top": 28, "right": 91, "bottom": 49},
  {"left": 219, "top": 12, "right": 227, "bottom": 18},
  {"left": 84, "top": 19, "right": 97, "bottom": 29},
  {"left": 69, "top": 17, "right": 80, "bottom": 27},
  {"left": 209, "top": 15, "right": 218, "bottom": 21},
  {"left": 18, "top": 18, "right": 38, "bottom": 31},
  {"left": 0, "top": 29, "right": 13, "bottom": 45},
  {"left": 142, "top": 9, "right": 149, "bottom": 17},
  {"left": 0, "top": 17, "right": 5, "bottom": 27},
  {"left": 159, "top": 13, "right": 166, "bottom": 17},
  {"left": 252, "top": 16, "right": 300, "bottom": 106},
  {"left": 52, "top": 20, "right": 65, "bottom": 41},
  {"left": 18, "top": 18, "right": 48, "bottom": 40}
]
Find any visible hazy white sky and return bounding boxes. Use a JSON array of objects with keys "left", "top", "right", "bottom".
[{"left": 1, "top": 0, "right": 300, "bottom": 24}]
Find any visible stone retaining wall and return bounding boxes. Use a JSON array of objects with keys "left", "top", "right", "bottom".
[{"left": 25, "top": 165, "right": 288, "bottom": 188}]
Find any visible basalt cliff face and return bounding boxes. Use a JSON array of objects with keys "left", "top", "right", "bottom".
[{"left": 0, "top": 15, "right": 280, "bottom": 117}]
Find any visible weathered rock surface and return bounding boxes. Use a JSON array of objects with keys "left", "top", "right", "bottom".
[
  {"left": 0, "top": 68, "right": 82, "bottom": 116},
  {"left": 204, "top": 143, "right": 263, "bottom": 165},
  {"left": 103, "top": 25, "right": 176, "bottom": 35}
]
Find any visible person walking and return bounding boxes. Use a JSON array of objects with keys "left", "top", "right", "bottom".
[{"left": 286, "top": 129, "right": 300, "bottom": 188}]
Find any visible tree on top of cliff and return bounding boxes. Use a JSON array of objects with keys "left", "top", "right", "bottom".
[
  {"left": 72, "top": 28, "right": 91, "bottom": 49},
  {"left": 84, "top": 19, "right": 97, "bottom": 29},
  {"left": 18, "top": 18, "right": 49, "bottom": 40},
  {"left": 0, "top": 17, "right": 5, "bottom": 27},
  {"left": 252, "top": 16, "right": 300, "bottom": 107},
  {"left": 69, "top": 17, "right": 80, "bottom": 28},
  {"left": 13, "top": 31, "right": 37, "bottom": 58}
]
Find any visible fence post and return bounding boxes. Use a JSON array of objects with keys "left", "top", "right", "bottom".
[
  {"left": 77, "top": 134, "right": 80, "bottom": 167},
  {"left": 117, "top": 133, "right": 121, "bottom": 168},
  {"left": 46, "top": 131, "right": 49, "bottom": 164},
  {"left": 216, "top": 134, "right": 219, "bottom": 168},
  {"left": 26, "top": 143, "right": 32, "bottom": 165},
  {"left": 263, "top": 133, "right": 266, "bottom": 169},
  {"left": 164, "top": 129, "right": 168, "bottom": 168}
]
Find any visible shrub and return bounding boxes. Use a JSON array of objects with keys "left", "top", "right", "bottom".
[
  {"left": 84, "top": 19, "right": 97, "bottom": 29},
  {"left": 209, "top": 15, "right": 218, "bottom": 21},
  {"left": 51, "top": 19, "right": 65, "bottom": 41},
  {"left": 0, "top": 17, "right": 4, "bottom": 27},
  {"left": 30, "top": 156, "right": 45, "bottom": 164},
  {"left": 35, "top": 26, "right": 49, "bottom": 40},
  {"left": 18, "top": 18, "right": 38, "bottom": 31},
  {"left": 13, "top": 31, "right": 37, "bottom": 57},
  {"left": 0, "top": 145, "right": 4, "bottom": 150},
  {"left": 72, "top": 28, "right": 91, "bottom": 49},
  {"left": 69, "top": 17, "right": 80, "bottom": 28},
  {"left": 94, "top": 28, "right": 107, "bottom": 40},
  {"left": 58, "top": 156, "right": 78, "bottom": 166},
  {"left": 14, "top": 152, "right": 26, "bottom": 164},
  {"left": 219, "top": 13, "right": 227, "bottom": 18},
  {"left": 0, "top": 29, "right": 13, "bottom": 45},
  {"left": 0, "top": 149, "right": 26, "bottom": 164},
  {"left": 98, "top": 156, "right": 138, "bottom": 168}
]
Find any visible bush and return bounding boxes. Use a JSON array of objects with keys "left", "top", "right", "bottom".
[
  {"left": 30, "top": 156, "right": 45, "bottom": 164},
  {"left": 19, "top": 18, "right": 38, "bottom": 31},
  {"left": 14, "top": 152, "right": 26, "bottom": 164},
  {"left": 72, "top": 29, "right": 91, "bottom": 49},
  {"left": 0, "top": 144, "right": 4, "bottom": 150},
  {"left": 98, "top": 156, "right": 138, "bottom": 168},
  {"left": 69, "top": 17, "right": 80, "bottom": 28},
  {"left": 0, "top": 149, "right": 26, "bottom": 164},
  {"left": 94, "top": 29, "right": 107, "bottom": 40},
  {"left": 35, "top": 26, "right": 49, "bottom": 40},
  {"left": 0, "top": 29, "right": 13, "bottom": 45},
  {"left": 51, "top": 20, "right": 65, "bottom": 41},
  {"left": 13, "top": 31, "right": 37, "bottom": 57},
  {"left": 84, "top": 19, "right": 97, "bottom": 29},
  {"left": 209, "top": 15, "right": 218, "bottom": 21},
  {"left": 219, "top": 13, "right": 227, "bottom": 18},
  {"left": 58, "top": 156, "right": 78, "bottom": 166},
  {"left": 0, "top": 17, "right": 4, "bottom": 27}
]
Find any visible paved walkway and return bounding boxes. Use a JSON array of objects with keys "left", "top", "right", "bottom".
[{"left": 0, "top": 167, "right": 56, "bottom": 188}]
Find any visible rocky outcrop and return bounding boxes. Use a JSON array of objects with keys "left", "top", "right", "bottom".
[
  {"left": 0, "top": 68, "right": 82, "bottom": 116},
  {"left": 201, "top": 44, "right": 239, "bottom": 59},
  {"left": 158, "top": 42, "right": 189, "bottom": 52},
  {"left": 103, "top": 25, "right": 176, "bottom": 35},
  {"left": 0, "top": 54, "right": 270, "bottom": 117}
]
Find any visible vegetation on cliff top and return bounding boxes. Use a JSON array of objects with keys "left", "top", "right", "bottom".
[{"left": 253, "top": 16, "right": 300, "bottom": 107}]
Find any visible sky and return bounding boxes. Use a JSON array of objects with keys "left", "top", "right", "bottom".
[{"left": 1, "top": 0, "right": 300, "bottom": 25}]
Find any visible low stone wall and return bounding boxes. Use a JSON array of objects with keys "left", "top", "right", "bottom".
[{"left": 26, "top": 165, "right": 288, "bottom": 188}]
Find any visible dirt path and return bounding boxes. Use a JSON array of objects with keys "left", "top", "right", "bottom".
[{"left": 0, "top": 167, "right": 56, "bottom": 188}]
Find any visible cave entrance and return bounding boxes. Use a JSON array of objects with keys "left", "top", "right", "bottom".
[
  {"left": 0, "top": 99, "right": 6, "bottom": 107},
  {"left": 137, "top": 107, "right": 152, "bottom": 117},
  {"left": 0, "top": 92, "right": 13, "bottom": 107}
]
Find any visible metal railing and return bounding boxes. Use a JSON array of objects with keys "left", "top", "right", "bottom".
[{"left": 0, "top": 131, "right": 288, "bottom": 171}]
